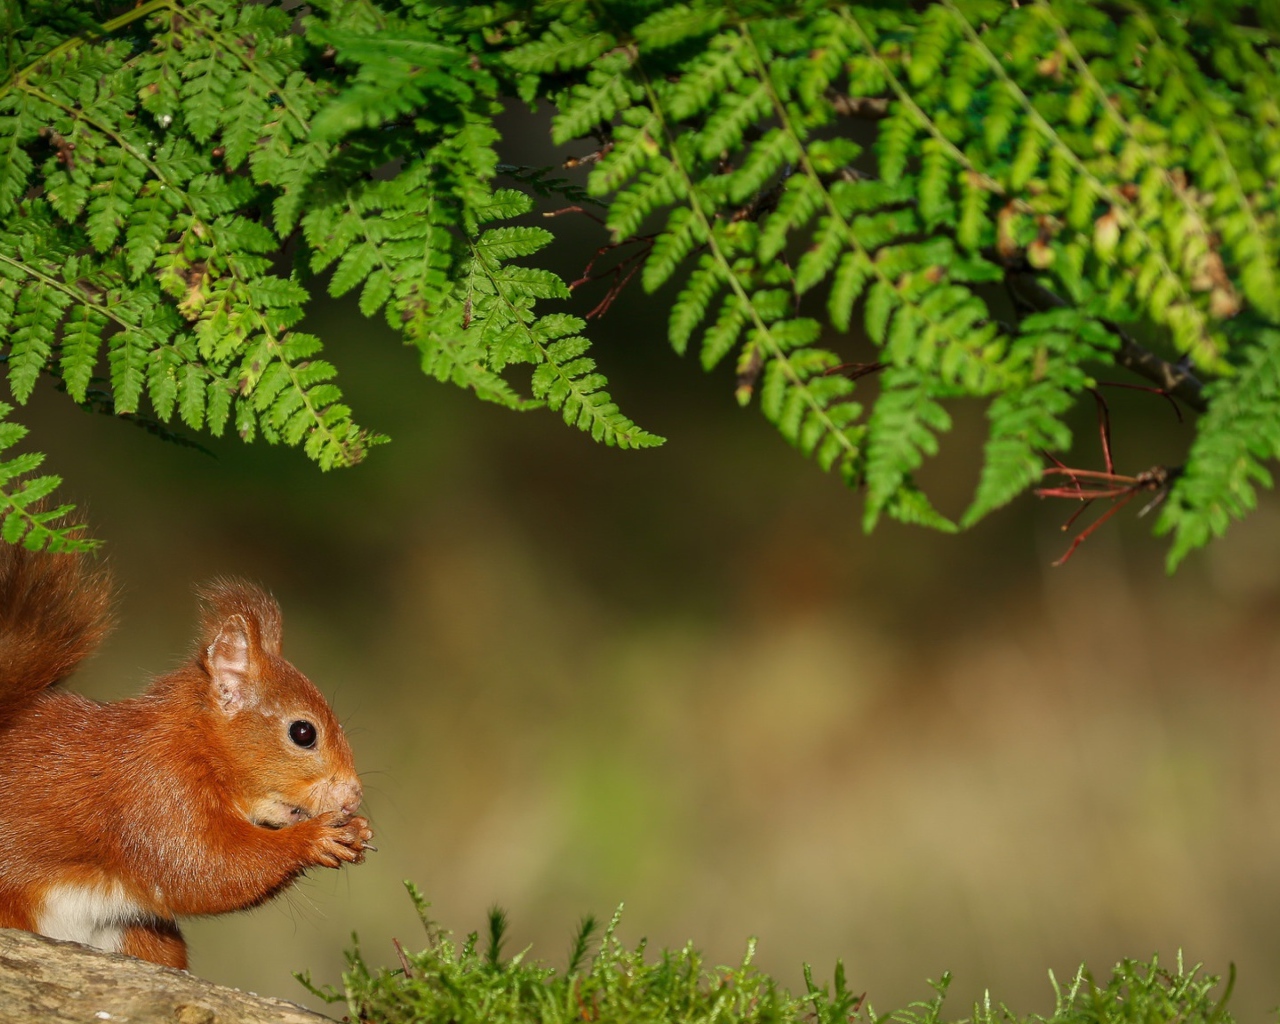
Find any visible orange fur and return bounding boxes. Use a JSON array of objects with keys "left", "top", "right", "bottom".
[
  {"left": 0, "top": 542, "right": 113, "bottom": 723},
  {"left": 0, "top": 545, "right": 371, "bottom": 969}
]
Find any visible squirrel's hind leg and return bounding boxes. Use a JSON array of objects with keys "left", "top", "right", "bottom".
[
  {"left": 120, "top": 917, "right": 187, "bottom": 970},
  {"left": 0, "top": 884, "right": 37, "bottom": 931}
]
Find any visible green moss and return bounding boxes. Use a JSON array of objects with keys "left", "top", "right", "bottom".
[{"left": 297, "top": 884, "right": 1236, "bottom": 1024}]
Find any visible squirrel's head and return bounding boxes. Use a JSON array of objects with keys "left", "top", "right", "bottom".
[{"left": 194, "top": 580, "right": 362, "bottom": 829}]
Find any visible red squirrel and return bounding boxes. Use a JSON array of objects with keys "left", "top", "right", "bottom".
[{"left": 0, "top": 542, "right": 372, "bottom": 970}]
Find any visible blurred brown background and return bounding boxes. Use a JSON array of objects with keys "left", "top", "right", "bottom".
[{"left": 19, "top": 232, "right": 1280, "bottom": 1019}]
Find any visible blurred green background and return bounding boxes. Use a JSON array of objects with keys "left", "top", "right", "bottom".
[{"left": 21, "top": 144, "right": 1280, "bottom": 1016}]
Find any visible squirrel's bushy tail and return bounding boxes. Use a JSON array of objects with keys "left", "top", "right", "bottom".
[{"left": 0, "top": 543, "right": 114, "bottom": 709}]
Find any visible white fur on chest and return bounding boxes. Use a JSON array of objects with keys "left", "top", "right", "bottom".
[{"left": 36, "top": 880, "right": 145, "bottom": 953}]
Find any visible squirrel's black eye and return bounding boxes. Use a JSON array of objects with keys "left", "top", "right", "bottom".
[{"left": 289, "top": 720, "right": 317, "bottom": 748}]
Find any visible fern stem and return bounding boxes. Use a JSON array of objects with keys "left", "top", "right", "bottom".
[{"left": 0, "top": 253, "right": 143, "bottom": 339}]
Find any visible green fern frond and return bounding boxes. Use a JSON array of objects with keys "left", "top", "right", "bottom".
[
  {"left": 669, "top": 253, "right": 724, "bottom": 357},
  {"left": 551, "top": 52, "right": 642, "bottom": 146},
  {"left": 863, "top": 369, "right": 953, "bottom": 531},
  {"left": 504, "top": 19, "right": 615, "bottom": 75},
  {"left": 758, "top": 346, "right": 863, "bottom": 478},
  {"left": 643, "top": 206, "right": 708, "bottom": 293},
  {"left": 662, "top": 34, "right": 747, "bottom": 123},
  {"left": 458, "top": 201, "right": 663, "bottom": 449},
  {"left": 59, "top": 304, "right": 106, "bottom": 404},
  {"left": 412, "top": 310, "right": 542, "bottom": 411},
  {"left": 0, "top": 402, "right": 91, "bottom": 551},
  {"left": 8, "top": 280, "right": 71, "bottom": 403},
  {"left": 633, "top": 4, "right": 727, "bottom": 51},
  {"left": 4, "top": 0, "right": 1280, "bottom": 565},
  {"left": 1158, "top": 327, "right": 1280, "bottom": 569},
  {"left": 963, "top": 310, "right": 1116, "bottom": 526},
  {"left": 530, "top": 332, "right": 661, "bottom": 448}
]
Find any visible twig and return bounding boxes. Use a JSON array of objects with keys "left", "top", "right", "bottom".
[
  {"left": 392, "top": 938, "right": 416, "bottom": 980},
  {"left": 555, "top": 227, "right": 656, "bottom": 320},
  {"left": 543, "top": 205, "right": 606, "bottom": 226},
  {"left": 1096, "top": 380, "right": 1185, "bottom": 422},
  {"left": 821, "top": 360, "right": 888, "bottom": 381},
  {"left": 1037, "top": 464, "right": 1177, "bottom": 565},
  {"left": 1086, "top": 387, "right": 1113, "bottom": 474}
]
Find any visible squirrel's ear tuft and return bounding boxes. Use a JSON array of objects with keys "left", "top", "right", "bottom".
[{"left": 194, "top": 580, "right": 284, "bottom": 713}]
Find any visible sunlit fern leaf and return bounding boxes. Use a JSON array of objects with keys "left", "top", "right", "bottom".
[
  {"left": 124, "top": 184, "right": 185, "bottom": 281},
  {"left": 219, "top": 74, "right": 273, "bottom": 171},
  {"left": 413, "top": 315, "right": 542, "bottom": 411},
  {"left": 696, "top": 80, "right": 771, "bottom": 163},
  {"left": 758, "top": 349, "right": 863, "bottom": 479},
  {"left": 85, "top": 151, "right": 147, "bottom": 256},
  {"left": 0, "top": 402, "right": 89, "bottom": 551},
  {"left": 551, "top": 53, "right": 642, "bottom": 147},
  {"left": 310, "top": 31, "right": 478, "bottom": 141},
  {"left": 793, "top": 215, "right": 846, "bottom": 296},
  {"left": 917, "top": 139, "right": 955, "bottom": 229},
  {"left": 828, "top": 252, "right": 874, "bottom": 334},
  {"left": 863, "top": 369, "right": 952, "bottom": 532},
  {"left": 964, "top": 382, "right": 1076, "bottom": 527},
  {"left": 908, "top": 4, "right": 960, "bottom": 88},
  {"left": 884, "top": 480, "right": 957, "bottom": 532},
  {"left": 699, "top": 294, "right": 750, "bottom": 372},
  {"left": 633, "top": 4, "right": 727, "bottom": 50},
  {"left": 531, "top": 335, "right": 664, "bottom": 449},
  {"left": 176, "top": 30, "right": 236, "bottom": 143},
  {"left": 147, "top": 344, "right": 182, "bottom": 422},
  {"left": 474, "top": 226, "right": 556, "bottom": 263},
  {"left": 963, "top": 309, "right": 1116, "bottom": 526},
  {"left": 0, "top": 102, "right": 37, "bottom": 217},
  {"left": 876, "top": 103, "right": 919, "bottom": 187},
  {"left": 585, "top": 111, "right": 659, "bottom": 197},
  {"left": 206, "top": 377, "right": 234, "bottom": 435}
]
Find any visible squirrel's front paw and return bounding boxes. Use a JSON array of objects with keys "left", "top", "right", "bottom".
[{"left": 308, "top": 812, "right": 374, "bottom": 868}]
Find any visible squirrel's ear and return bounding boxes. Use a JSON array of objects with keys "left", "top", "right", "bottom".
[{"left": 206, "top": 613, "right": 254, "bottom": 714}]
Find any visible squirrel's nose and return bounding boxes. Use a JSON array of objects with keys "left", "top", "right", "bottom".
[{"left": 335, "top": 777, "right": 363, "bottom": 817}]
